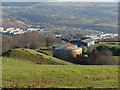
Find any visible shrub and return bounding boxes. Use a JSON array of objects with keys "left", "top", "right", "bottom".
[
  {"left": 109, "top": 47, "right": 119, "bottom": 56},
  {"left": 87, "top": 50, "right": 118, "bottom": 65},
  {"left": 96, "top": 45, "right": 109, "bottom": 51}
]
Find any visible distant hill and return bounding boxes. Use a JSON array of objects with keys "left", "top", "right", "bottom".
[
  {"left": 3, "top": 48, "right": 73, "bottom": 65},
  {"left": 2, "top": 2, "right": 118, "bottom": 33}
]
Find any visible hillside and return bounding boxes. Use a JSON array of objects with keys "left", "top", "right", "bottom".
[
  {"left": 2, "top": 57, "right": 118, "bottom": 88},
  {"left": 3, "top": 48, "right": 73, "bottom": 65},
  {"left": 2, "top": 2, "right": 118, "bottom": 33}
]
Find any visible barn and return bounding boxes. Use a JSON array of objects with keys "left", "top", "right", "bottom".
[
  {"left": 70, "top": 39, "right": 95, "bottom": 47},
  {"left": 52, "top": 44, "right": 82, "bottom": 61},
  {"left": 80, "top": 39, "right": 95, "bottom": 47}
]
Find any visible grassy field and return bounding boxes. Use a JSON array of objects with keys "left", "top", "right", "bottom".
[
  {"left": 2, "top": 57, "right": 119, "bottom": 88},
  {"left": 97, "top": 42, "right": 120, "bottom": 48},
  {"left": 2, "top": 48, "right": 119, "bottom": 88},
  {"left": 37, "top": 47, "right": 52, "bottom": 56},
  {"left": 3, "top": 48, "right": 73, "bottom": 65}
]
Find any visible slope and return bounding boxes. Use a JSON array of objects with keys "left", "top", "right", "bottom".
[
  {"left": 3, "top": 48, "right": 73, "bottom": 65},
  {"left": 1, "top": 57, "right": 118, "bottom": 88}
]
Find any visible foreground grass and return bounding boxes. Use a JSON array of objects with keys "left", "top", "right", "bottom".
[{"left": 2, "top": 57, "right": 119, "bottom": 88}]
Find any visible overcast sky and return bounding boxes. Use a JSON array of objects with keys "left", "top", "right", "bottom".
[{"left": 1, "top": 0, "right": 119, "bottom": 2}]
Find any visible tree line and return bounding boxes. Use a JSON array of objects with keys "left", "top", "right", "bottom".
[
  {"left": 82, "top": 45, "right": 119, "bottom": 65},
  {"left": 2, "top": 31, "right": 62, "bottom": 54}
]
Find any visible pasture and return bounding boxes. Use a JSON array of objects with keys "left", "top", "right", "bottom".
[
  {"left": 98, "top": 42, "right": 119, "bottom": 48},
  {"left": 3, "top": 48, "right": 72, "bottom": 65},
  {"left": 2, "top": 57, "right": 119, "bottom": 88}
]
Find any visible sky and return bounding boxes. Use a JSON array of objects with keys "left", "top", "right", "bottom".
[{"left": 1, "top": 0, "right": 119, "bottom": 2}]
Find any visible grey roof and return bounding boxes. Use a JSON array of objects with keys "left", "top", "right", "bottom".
[{"left": 81, "top": 39, "right": 94, "bottom": 43}]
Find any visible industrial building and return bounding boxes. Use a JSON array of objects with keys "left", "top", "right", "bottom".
[
  {"left": 70, "top": 38, "right": 95, "bottom": 47},
  {"left": 52, "top": 44, "right": 82, "bottom": 61}
]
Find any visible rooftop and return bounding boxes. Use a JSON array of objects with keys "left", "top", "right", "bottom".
[
  {"left": 53, "top": 44, "right": 81, "bottom": 50},
  {"left": 52, "top": 43, "right": 71, "bottom": 48},
  {"left": 81, "top": 39, "right": 94, "bottom": 43}
]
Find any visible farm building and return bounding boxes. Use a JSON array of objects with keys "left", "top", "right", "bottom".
[
  {"left": 70, "top": 39, "right": 95, "bottom": 47},
  {"left": 52, "top": 44, "right": 82, "bottom": 61},
  {"left": 80, "top": 39, "right": 95, "bottom": 47}
]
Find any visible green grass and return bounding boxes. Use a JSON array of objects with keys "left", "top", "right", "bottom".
[
  {"left": 97, "top": 42, "right": 120, "bottom": 48},
  {"left": 83, "top": 47, "right": 88, "bottom": 53},
  {"left": 2, "top": 57, "right": 119, "bottom": 88},
  {"left": 3, "top": 48, "right": 73, "bottom": 65},
  {"left": 37, "top": 47, "right": 52, "bottom": 56}
]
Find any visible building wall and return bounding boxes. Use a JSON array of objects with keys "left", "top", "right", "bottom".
[
  {"left": 87, "top": 41, "right": 95, "bottom": 47},
  {"left": 53, "top": 50, "right": 71, "bottom": 60},
  {"left": 52, "top": 48, "right": 82, "bottom": 61},
  {"left": 71, "top": 49, "right": 82, "bottom": 58}
]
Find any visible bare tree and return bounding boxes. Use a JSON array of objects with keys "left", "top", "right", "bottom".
[{"left": 2, "top": 34, "right": 13, "bottom": 53}]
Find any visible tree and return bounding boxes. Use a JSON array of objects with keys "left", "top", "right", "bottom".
[
  {"left": 109, "top": 47, "right": 119, "bottom": 56},
  {"left": 99, "top": 50, "right": 113, "bottom": 56},
  {"left": 87, "top": 46, "right": 95, "bottom": 55},
  {"left": 96, "top": 45, "right": 109, "bottom": 51},
  {"left": 75, "top": 33, "right": 84, "bottom": 38},
  {"left": 2, "top": 31, "right": 46, "bottom": 53},
  {"left": 88, "top": 50, "right": 118, "bottom": 65},
  {"left": 2, "top": 34, "right": 13, "bottom": 53}
]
